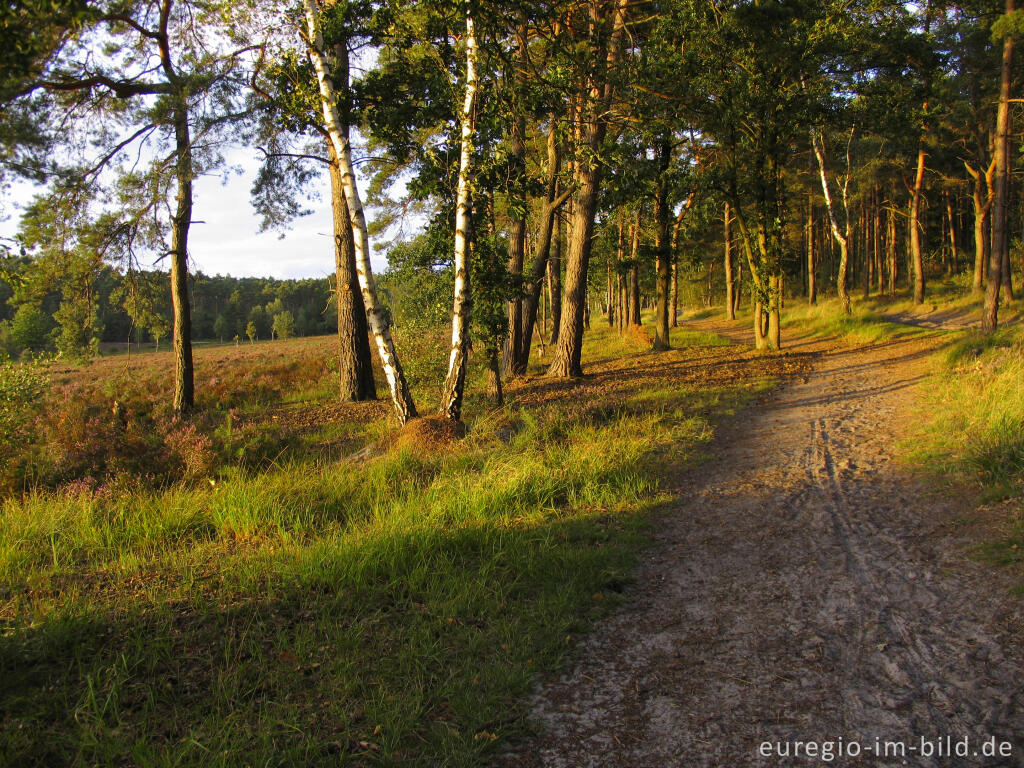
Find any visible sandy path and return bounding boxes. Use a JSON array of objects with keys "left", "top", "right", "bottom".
[{"left": 500, "top": 323, "right": 1024, "bottom": 767}]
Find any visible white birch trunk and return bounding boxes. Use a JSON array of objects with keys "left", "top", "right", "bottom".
[
  {"left": 439, "top": 11, "right": 478, "bottom": 422},
  {"left": 810, "top": 128, "right": 852, "bottom": 314},
  {"left": 302, "top": 0, "right": 417, "bottom": 424}
]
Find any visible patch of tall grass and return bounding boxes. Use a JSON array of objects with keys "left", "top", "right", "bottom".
[
  {"left": 914, "top": 326, "right": 1024, "bottom": 493},
  {"left": 782, "top": 298, "right": 925, "bottom": 344}
]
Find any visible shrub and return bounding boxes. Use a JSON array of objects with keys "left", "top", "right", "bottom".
[{"left": 9, "top": 304, "right": 53, "bottom": 353}]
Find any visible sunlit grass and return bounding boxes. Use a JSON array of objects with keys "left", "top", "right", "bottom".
[
  {"left": 0, "top": 322, "right": 777, "bottom": 766},
  {"left": 781, "top": 297, "right": 931, "bottom": 344}
]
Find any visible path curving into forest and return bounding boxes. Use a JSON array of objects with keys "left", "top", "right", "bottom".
[{"left": 500, "top": 321, "right": 1024, "bottom": 767}]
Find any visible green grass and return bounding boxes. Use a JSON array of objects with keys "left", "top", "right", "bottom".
[
  {"left": 910, "top": 325, "right": 1024, "bottom": 492},
  {"left": 781, "top": 298, "right": 931, "bottom": 345},
  {"left": 902, "top": 323, "right": 1024, "bottom": 584},
  {"left": 0, "top": 324, "right": 775, "bottom": 766}
]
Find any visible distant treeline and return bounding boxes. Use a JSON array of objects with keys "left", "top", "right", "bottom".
[{"left": 0, "top": 259, "right": 335, "bottom": 359}]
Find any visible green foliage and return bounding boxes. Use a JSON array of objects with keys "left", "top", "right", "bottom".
[
  {"left": 9, "top": 304, "right": 52, "bottom": 353},
  {"left": 53, "top": 293, "right": 102, "bottom": 361},
  {"left": 471, "top": 231, "right": 516, "bottom": 358},
  {"left": 380, "top": 232, "right": 455, "bottom": 332},
  {"left": 213, "top": 313, "right": 230, "bottom": 341},
  {"left": 272, "top": 310, "right": 295, "bottom": 340},
  {"left": 0, "top": 359, "right": 49, "bottom": 482},
  {"left": 991, "top": 9, "right": 1024, "bottom": 42},
  {"left": 245, "top": 321, "right": 257, "bottom": 343}
]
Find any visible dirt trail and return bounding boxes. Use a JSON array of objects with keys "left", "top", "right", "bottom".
[
  {"left": 500, "top": 321, "right": 1024, "bottom": 767},
  {"left": 881, "top": 306, "right": 1023, "bottom": 331}
]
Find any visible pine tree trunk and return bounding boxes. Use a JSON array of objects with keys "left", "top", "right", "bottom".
[
  {"left": 440, "top": 11, "right": 479, "bottom": 421},
  {"left": 505, "top": 29, "right": 529, "bottom": 375},
  {"left": 910, "top": 131, "right": 927, "bottom": 304},
  {"left": 874, "top": 187, "right": 883, "bottom": 294},
  {"left": 653, "top": 139, "right": 672, "bottom": 350},
  {"left": 329, "top": 142, "right": 376, "bottom": 402},
  {"left": 171, "top": 102, "right": 194, "bottom": 415},
  {"left": 862, "top": 199, "right": 872, "bottom": 298},
  {"left": 606, "top": 250, "right": 614, "bottom": 327},
  {"left": 514, "top": 121, "right": 566, "bottom": 374},
  {"left": 767, "top": 274, "right": 781, "bottom": 349},
  {"left": 616, "top": 213, "right": 626, "bottom": 333},
  {"left": 547, "top": 0, "right": 628, "bottom": 378},
  {"left": 887, "top": 197, "right": 897, "bottom": 296},
  {"left": 968, "top": 160, "right": 995, "bottom": 293},
  {"left": 807, "top": 194, "right": 816, "bottom": 305},
  {"left": 984, "top": 1, "right": 1014, "bottom": 334},
  {"left": 549, "top": 226, "right": 562, "bottom": 344},
  {"left": 734, "top": 254, "right": 742, "bottom": 313},
  {"left": 304, "top": 0, "right": 416, "bottom": 424},
  {"left": 725, "top": 201, "right": 735, "bottom": 320},
  {"left": 629, "top": 209, "right": 641, "bottom": 326}
]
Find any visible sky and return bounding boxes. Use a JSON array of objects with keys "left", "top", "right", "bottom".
[{"left": 1, "top": 147, "right": 396, "bottom": 281}]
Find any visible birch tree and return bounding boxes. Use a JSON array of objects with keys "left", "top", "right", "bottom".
[
  {"left": 439, "top": 9, "right": 479, "bottom": 422},
  {"left": 810, "top": 126, "right": 855, "bottom": 314},
  {"left": 300, "top": 0, "right": 418, "bottom": 424}
]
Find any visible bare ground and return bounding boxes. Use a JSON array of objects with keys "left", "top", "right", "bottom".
[{"left": 499, "top": 320, "right": 1024, "bottom": 767}]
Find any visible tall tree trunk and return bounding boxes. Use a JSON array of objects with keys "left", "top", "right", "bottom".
[
  {"left": 732, "top": 210, "right": 778, "bottom": 349},
  {"left": 725, "top": 202, "right": 735, "bottom": 320},
  {"left": 629, "top": 209, "right": 641, "bottom": 326},
  {"left": 440, "top": 11, "right": 479, "bottom": 421},
  {"left": 549, "top": 223, "right": 562, "bottom": 344},
  {"left": 967, "top": 159, "right": 996, "bottom": 293},
  {"left": 810, "top": 128, "right": 851, "bottom": 313},
  {"left": 909, "top": 113, "right": 928, "bottom": 304},
  {"left": 862, "top": 198, "right": 871, "bottom": 298},
  {"left": 170, "top": 102, "right": 194, "bottom": 415},
  {"left": 874, "top": 186, "right": 883, "bottom": 294},
  {"left": 734, "top": 251, "right": 742, "bottom": 313},
  {"left": 514, "top": 120, "right": 568, "bottom": 373},
  {"left": 767, "top": 273, "right": 781, "bottom": 348},
  {"left": 984, "top": 0, "right": 1014, "bottom": 334},
  {"left": 944, "top": 189, "right": 957, "bottom": 276},
  {"left": 670, "top": 203, "right": 689, "bottom": 327},
  {"left": 606, "top": 244, "right": 614, "bottom": 327},
  {"left": 653, "top": 138, "right": 672, "bottom": 350},
  {"left": 806, "top": 194, "right": 816, "bottom": 305},
  {"left": 304, "top": 0, "right": 416, "bottom": 423},
  {"left": 329, "top": 141, "right": 376, "bottom": 402},
  {"left": 887, "top": 195, "right": 897, "bottom": 296},
  {"left": 505, "top": 28, "right": 529, "bottom": 373},
  {"left": 616, "top": 211, "right": 626, "bottom": 333},
  {"left": 548, "top": 0, "right": 628, "bottom": 378}
]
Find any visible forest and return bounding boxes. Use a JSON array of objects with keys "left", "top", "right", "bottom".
[
  {"left": 1, "top": 0, "right": 1024, "bottom": 765},
  {"left": 1, "top": 0, "right": 1020, "bottom": 418}
]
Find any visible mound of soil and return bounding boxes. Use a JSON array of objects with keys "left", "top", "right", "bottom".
[{"left": 392, "top": 415, "right": 466, "bottom": 453}]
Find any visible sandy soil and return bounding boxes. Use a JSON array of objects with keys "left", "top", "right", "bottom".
[{"left": 499, "top": 321, "right": 1024, "bottom": 767}]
